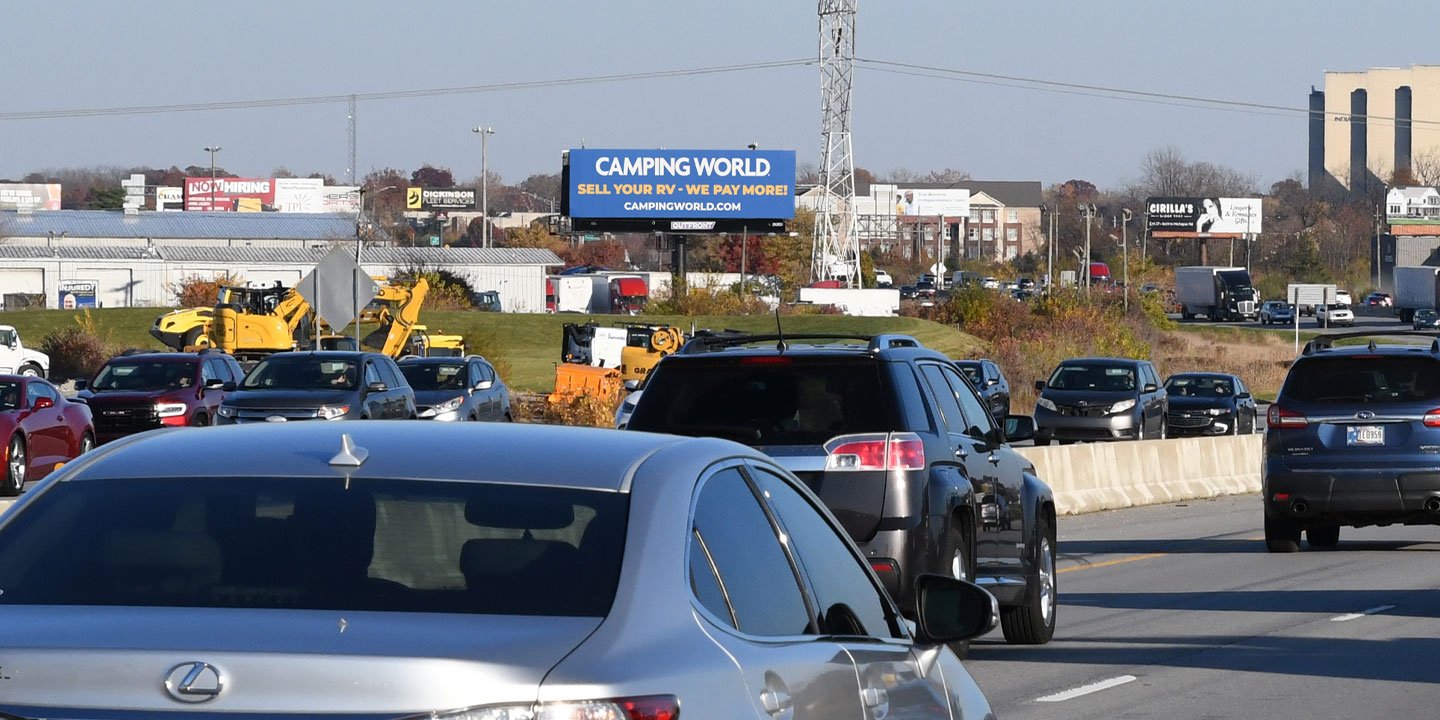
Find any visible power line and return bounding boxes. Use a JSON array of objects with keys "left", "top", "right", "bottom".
[
  {"left": 856, "top": 58, "right": 1440, "bottom": 129},
  {"left": 0, "top": 59, "right": 814, "bottom": 121}
]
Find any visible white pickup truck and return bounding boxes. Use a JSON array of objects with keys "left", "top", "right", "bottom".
[{"left": 0, "top": 325, "right": 50, "bottom": 377}]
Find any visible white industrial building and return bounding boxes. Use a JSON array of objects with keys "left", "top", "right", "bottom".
[{"left": 0, "top": 210, "right": 562, "bottom": 312}]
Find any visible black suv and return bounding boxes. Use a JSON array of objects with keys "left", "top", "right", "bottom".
[
  {"left": 1264, "top": 333, "right": 1440, "bottom": 552},
  {"left": 626, "top": 333, "right": 1057, "bottom": 646},
  {"left": 215, "top": 351, "right": 416, "bottom": 424},
  {"left": 77, "top": 350, "right": 245, "bottom": 443}
]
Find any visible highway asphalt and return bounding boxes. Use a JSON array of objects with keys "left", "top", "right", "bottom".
[{"left": 965, "top": 493, "right": 1440, "bottom": 719}]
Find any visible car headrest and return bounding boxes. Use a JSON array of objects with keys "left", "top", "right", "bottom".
[{"left": 465, "top": 491, "right": 575, "bottom": 530}]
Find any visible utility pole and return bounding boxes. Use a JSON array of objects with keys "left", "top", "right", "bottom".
[
  {"left": 1121, "top": 208, "right": 1133, "bottom": 312},
  {"left": 740, "top": 224, "right": 748, "bottom": 294},
  {"left": 1374, "top": 203, "right": 1383, "bottom": 291},
  {"left": 473, "top": 126, "right": 495, "bottom": 248},
  {"left": 347, "top": 95, "right": 357, "bottom": 185},
  {"left": 814, "top": 0, "right": 859, "bottom": 286},
  {"left": 1049, "top": 205, "right": 1057, "bottom": 293},
  {"left": 1078, "top": 203, "right": 1096, "bottom": 296}
]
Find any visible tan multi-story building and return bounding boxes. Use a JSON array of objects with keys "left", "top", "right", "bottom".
[{"left": 1312, "top": 65, "right": 1440, "bottom": 194}]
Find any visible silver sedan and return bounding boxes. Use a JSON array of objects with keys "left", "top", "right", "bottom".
[{"left": 0, "top": 421, "right": 998, "bottom": 719}]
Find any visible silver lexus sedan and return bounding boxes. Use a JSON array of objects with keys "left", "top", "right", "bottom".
[{"left": 0, "top": 421, "right": 998, "bottom": 719}]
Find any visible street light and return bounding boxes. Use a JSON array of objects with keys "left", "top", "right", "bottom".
[
  {"left": 352, "top": 184, "right": 398, "bottom": 346},
  {"left": 203, "top": 146, "right": 222, "bottom": 211},
  {"left": 1120, "top": 208, "right": 1133, "bottom": 312},
  {"left": 472, "top": 126, "right": 495, "bottom": 248}
]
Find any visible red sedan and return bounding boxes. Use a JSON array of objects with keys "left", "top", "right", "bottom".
[{"left": 0, "top": 375, "right": 95, "bottom": 495}]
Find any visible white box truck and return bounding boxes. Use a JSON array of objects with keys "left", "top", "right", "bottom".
[{"left": 1392, "top": 266, "right": 1440, "bottom": 323}]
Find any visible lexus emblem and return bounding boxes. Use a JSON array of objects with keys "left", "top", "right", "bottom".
[
  {"left": 1355, "top": 411, "right": 1376, "bottom": 421},
  {"left": 163, "top": 662, "right": 223, "bottom": 703}
]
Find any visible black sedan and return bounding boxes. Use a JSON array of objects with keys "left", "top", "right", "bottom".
[
  {"left": 1163, "top": 372, "right": 1258, "bottom": 436},
  {"left": 1413, "top": 308, "right": 1440, "bottom": 330}
]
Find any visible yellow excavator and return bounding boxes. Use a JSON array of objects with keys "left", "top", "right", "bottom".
[
  {"left": 152, "top": 276, "right": 458, "bottom": 361},
  {"left": 548, "top": 322, "right": 684, "bottom": 405}
]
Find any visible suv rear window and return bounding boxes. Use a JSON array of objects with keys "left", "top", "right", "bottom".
[
  {"left": 0, "top": 477, "right": 627, "bottom": 617},
  {"left": 1281, "top": 355, "right": 1440, "bottom": 405},
  {"left": 628, "top": 356, "right": 893, "bottom": 445}
]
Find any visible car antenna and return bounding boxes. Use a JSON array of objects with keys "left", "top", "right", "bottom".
[{"left": 774, "top": 307, "right": 787, "bottom": 354}]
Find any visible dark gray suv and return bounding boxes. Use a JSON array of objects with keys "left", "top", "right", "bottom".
[
  {"left": 215, "top": 351, "right": 416, "bottom": 423},
  {"left": 625, "top": 332, "right": 1058, "bottom": 649},
  {"left": 1033, "top": 358, "right": 1168, "bottom": 444},
  {"left": 1264, "top": 333, "right": 1440, "bottom": 552}
]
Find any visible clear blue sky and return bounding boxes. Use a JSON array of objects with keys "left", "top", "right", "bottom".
[{"left": 0, "top": 0, "right": 1432, "bottom": 189}]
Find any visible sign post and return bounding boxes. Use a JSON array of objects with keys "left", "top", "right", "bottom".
[{"left": 296, "top": 246, "right": 381, "bottom": 348}]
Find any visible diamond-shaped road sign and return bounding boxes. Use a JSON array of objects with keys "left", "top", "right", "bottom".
[{"left": 296, "top": 246, "right": 381, "bottom": 331}]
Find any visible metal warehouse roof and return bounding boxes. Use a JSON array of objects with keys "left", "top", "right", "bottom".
[
  {"left": 0, "top": 210, "right": 362, "bottom": 241},
  {"left": 0, "top": 244, "right": 563, "bottom": 266}
]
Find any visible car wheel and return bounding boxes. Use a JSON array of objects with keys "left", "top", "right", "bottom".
[
  {"left": 190, "top": 412, "right": 209, "bottom": 427},
  {"left": 1264, "top": 514, "right": 1301, "bottom": 553},
  {"left": 78, "top": 432, "right": 95, "bottom": 455},
  {"left": 3, "top": 435, "right": 25, "bottom": 496},
  {"left": 17, "top": 364, "right": 41, "bottom": 378},
  {"left": 1158, "top": 419, "right": 1167, "bottom": 440},
  {"left": 1137, "top": 421, "right": 1145, "bottom": 441},
  {"left": 1001, "top": 516, "right": 1056, "bottom": 644},
  {"left": 1306, "top": 524, "right": 1340, "bottom": 549},
  {"left": 944, "top": 517, "right": 976, "bottom": 658}
]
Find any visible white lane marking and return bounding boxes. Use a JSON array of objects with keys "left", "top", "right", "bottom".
[
  {"left": 1036, "top": 675, "right": 1138, "bottom": 703},
  {"left": 1331, "top": 604, "right": 1396, "bottom": 622}
]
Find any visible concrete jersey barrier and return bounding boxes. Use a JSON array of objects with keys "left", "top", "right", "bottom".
[{"left": 1016, "top": 434, "right": 1262, "bottom": 515}]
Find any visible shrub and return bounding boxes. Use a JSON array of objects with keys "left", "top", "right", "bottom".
[
  {"left": 170, "top": 272, "right": 239, "bottom": 307},
  {"left": 40, "top": 328, "right": 112, "bottom": 381},
  {"left": 645, "top": 285, "right": 774, "bottom": 316},
  {"left": 540, "top": 388, "right": 623, "bottom": 428},
  {"left": 390, "top": 265, "right": 476, "bottom": 311}
]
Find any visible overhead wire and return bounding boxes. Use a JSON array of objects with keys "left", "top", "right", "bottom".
[{"left": 0, "top": 58, "right": 814, "bottom": 121}]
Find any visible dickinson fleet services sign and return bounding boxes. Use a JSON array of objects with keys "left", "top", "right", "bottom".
[
  {"left": 1145, "top": 197, "right": 1263, "bottom": 236},
  {"left": 567, "top": 149, "right": 795, "bottom": 220}
]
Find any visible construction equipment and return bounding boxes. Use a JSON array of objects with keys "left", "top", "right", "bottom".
[
  {"left": 359, "top": 278, "right": 431, "bottom": 358},
  {"left": 405, "top": 325, "right": 467, "bottom": 358},
  {"left": 152, "top": 281, "right": 319, "bottom": 362},
  {"left": 548, "top": 322, "right": 683, "bottom": 405}
]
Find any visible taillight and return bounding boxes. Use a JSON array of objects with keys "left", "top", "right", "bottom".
[
  {"left": 1423, "top": 409, "right": 1440, "bottom": 428},
  {"left": 824, "top": 432, "right": 926, "bottom": 471},
  {"left": 1268, "top": 405, "right": 1308, "bottom": 429},
  {"left": 739, "top": 356, "right": 791, "bottom": 365}
]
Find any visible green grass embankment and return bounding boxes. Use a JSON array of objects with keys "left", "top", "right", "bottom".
[{"left": 2, "top": 308, "right": 987, "bottom": 393}]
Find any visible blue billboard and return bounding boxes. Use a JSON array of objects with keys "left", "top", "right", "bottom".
[{"left": 567, "top": 148, "right": 795, "bottom": 220}]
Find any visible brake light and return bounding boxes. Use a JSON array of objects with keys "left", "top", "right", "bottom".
[
  {"left": 824, "top": 432, "right": 926, "bottom": 471},
  {"left": 1424, "top": 409, "right": 1440, "bottom": 428},
  {"left": 870, "top": 559, "right": 897, "bottom": 574},
  {"left": 1268, "top": 405, "right": 1308, "bottom": 429},
  {"left": 739, "top": 356, "right": 791, "bottom": 365}
]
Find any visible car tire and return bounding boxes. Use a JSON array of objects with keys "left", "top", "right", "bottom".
[
  {"left": 944, "top": 517, "right": 976, "bottom": 658},
  {"left": 3, "top": 435, "right": 25, "bottom": 496},
  {"left": 78, "top": 432, "right": 95, "bottom": 455},
  {"left": 17, "top": 363, "right": 41, "bottom": 378},
  {"left": 190, "top": 413, "right": 209, "bottom": 427},
  {"left": 1001, "top": 516, "right": 1057, "bottom": 645},
  {"left": 182, "top": 327, "right": 206, "bottom": 349},
  {"left": 1264, "top": 514, "right": 1301, "bottom": 553},
  {"left": 1306, "top": 524, "right": 1340, "bottom": 549}
]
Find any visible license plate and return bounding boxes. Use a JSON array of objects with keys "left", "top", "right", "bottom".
[{"left": 1347, "top": 425, "right": 1384, "bottom": 446}]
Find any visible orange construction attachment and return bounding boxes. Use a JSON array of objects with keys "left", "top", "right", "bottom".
[{"left": 548, "top": 363, "right": 624, "bottom": 405}]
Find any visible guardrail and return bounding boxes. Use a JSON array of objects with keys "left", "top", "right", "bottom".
[{"left": 1016, "top": 434, "right": 1262, "bottom": 515}]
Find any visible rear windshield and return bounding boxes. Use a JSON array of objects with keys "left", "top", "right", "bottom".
[
  {"left": 627, "top": 356, "right": 894, "bottom": 445},
  {"left": 1047, "top": 364, "right": 1136, "bottom": 391},
  {"left": 1166, "top": 376, "right": 1233, "bottom": 398},
  {"left": 954, "top": 362, "right": 982, "bottom": 386},
  {"left": 91, "top": 361, "right": 194, "bottom": 392},
  {"left": 1282, "top": 355, "right": 1440, "bottom": 405},
  {"left": 0, "top": 478, "right": 627, "bottom": 617}
]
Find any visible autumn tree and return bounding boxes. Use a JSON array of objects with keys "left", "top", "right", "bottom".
[{"left": 411, "top": 165, "right": 455, "bottom": 188}]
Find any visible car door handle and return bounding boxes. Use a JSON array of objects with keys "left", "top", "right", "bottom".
[
  {"left": 954, "top": 447, "right": 968, "bottom": 460},
  {"left": 760, "top": 689, "right": 793, "bottom": 715},
  {"left": 987, "top": 452, "right": 1001, "bottom": 465}
]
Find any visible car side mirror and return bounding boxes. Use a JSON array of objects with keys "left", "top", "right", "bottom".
[
  {"left": 1033, "top": 380, "right": 1046, "bottom": 392},
  {"left": 367, "top": 381, "right": 388, "bottom": 393},
  {"left": 204, "top": 378, "right": 226, "bottom": 389},
  {"left": 1004, "top": 415, "right": 1036, "bottom": 443},
  {"left": 474, "top": 380, "right": 494, "bottom": 391},
  {"left": 221, "top": 381, "right": 237, "bottom": 392},
  {"left": 912, "top": 574, "right": 999, "bottom": 645},
  {"left": 73, "top": 378, "right": 88, "bottom": 391},
  {"left": 32, "top": 396, "right": 54, "bottom": 411},
  {"left": 985, "top": 377, "right": 1000, "bottom": 388},
  {"left": 623, "top": 379, "right": 641, "bottom": 391},
  {"left": 1144, "top": 383, "right": 1158, "bottom": 393}
]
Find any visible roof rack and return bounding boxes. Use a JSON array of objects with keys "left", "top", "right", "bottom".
[
  {"left": 677, "top": 332, "right": 923, "bottom": 355},
  {"left": 1303, "top": 330, "right": 1440, "bottom": 355}
]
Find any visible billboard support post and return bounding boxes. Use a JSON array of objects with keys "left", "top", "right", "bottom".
[
  {"left": 740, "top": 224, "right": 748, "bottom": 295},
  {"left": 204, "top": 146, "right": 222, "bottom": 211},
  {"left": 473, "top": 126, "right": 495, "bottom": 249}
]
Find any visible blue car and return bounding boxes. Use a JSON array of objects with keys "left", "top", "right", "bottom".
[
  {"left": 1259, "top": 300, "right": 1295, "bottom": 325},
  {"left": 1263, "top": 332, "right": 1440, "bottom": 552}
]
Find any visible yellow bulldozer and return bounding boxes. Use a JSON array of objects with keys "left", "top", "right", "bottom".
[{"left": 548, "top": 322, "right": 684, "bottom": 405}]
